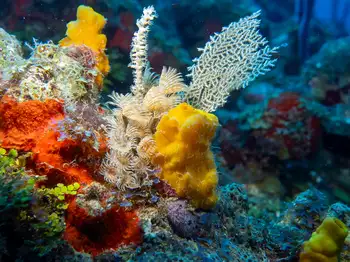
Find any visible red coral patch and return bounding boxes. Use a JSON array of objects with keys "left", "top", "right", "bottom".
[
  {"left": 64, "top": 200, "right": 142, "bottom": 256},
  {"left": 0, "top": 96, "right": 64, "bottom": 151},
  {"left": 266, "top": 93, "right": 321, "bottom": 159}
]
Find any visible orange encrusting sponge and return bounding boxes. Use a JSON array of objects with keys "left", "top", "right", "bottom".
[
  {"left": 0, "top": 95, "right": 64, "bottom": 151},
  {"left": 59, "top": 5, "right": 110, "bottom": 85},
  {"left": 300, "top": 217, "right": 348, "bottom": 262},
  {"left": 153, "top": 103, "right": 219, "bottom": 210}
]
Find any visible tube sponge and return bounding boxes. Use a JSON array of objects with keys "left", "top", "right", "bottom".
[
  {"left": 300, "top": 217, "right": 348, "bottom": 262},
  {"left": 59, "top": 5, "right": 110, "bottom": 84},
  {"left": 153, "top": 103, "right": 219, "bottom": 210}
]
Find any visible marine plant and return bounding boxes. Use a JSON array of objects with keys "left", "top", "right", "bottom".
[{"left": 0, "top": 148, "right": 64, "bottom": 258}]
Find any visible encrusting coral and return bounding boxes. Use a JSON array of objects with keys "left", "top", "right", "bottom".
[
  {"left": 0, "top": 96, "right": 64, "bottom": 151},
  {"left": 64, "top": 199, "right": 141, "bottom": 257}
]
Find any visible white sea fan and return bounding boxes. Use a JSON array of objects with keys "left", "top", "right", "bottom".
[{"left": 185, "top": 10, "right": 279, "bottom": 112}]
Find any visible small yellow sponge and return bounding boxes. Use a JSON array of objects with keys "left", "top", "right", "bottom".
[
  {"left": 60, "top": 5, "right": 110, "bottom": 84},
  {"left": 153, "top": 103, "right": 219, "bottom": 210},
  {"left": 300, "top": 217, "right": 348, "bottom": 262}
]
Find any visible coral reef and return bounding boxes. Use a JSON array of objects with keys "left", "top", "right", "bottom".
[
  {"left": 303, "top": 37, "right": 350, "bottom": 105},
  {"left": 0, "top": 3, "right": 348, "bottom": 262},
  {"left": 216, "top": 91, "right": 322, "bottom": 190}
]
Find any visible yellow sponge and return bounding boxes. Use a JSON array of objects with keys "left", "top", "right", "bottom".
[
  {"left": 300, "top": 217, "right": 348, "bottom": 262},
  {"left": 60, "top": 5, "right": 110, "bottom": 84},
  {"left": 153, "top": 103, "right": 219, "bottom": 210}
]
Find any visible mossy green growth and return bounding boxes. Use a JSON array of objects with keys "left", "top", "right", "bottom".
[
  {"left": 0, "top": 148, "right": 31, "bottom": 177},
  {"left": 25, "top": 182, "right": 80, "bottom": 256},
  {"left": 31, "top": 212, "right": 66, "bottom": 238},
  {"left": 0, "top": 148, "right": 19, "bottom": 175},
  {"left": 0, "top": 147, "right": 52, "bottom": 258},
  {"left": 0, "top": 148, "right": 37, "bottom": 210},
  {"left": 38, "top": 182, "right": 80, "bottom": 204},
  {"left": 0, "top": 148, "right": 78, "bottom": 257}
]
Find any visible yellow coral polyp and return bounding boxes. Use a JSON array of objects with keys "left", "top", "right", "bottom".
[
  {"left": 153, "top": 103, "right": 219, "bottom": 210},
  {"left": 300, "top": 217, "right": 348, "bottom": 262},
  {"left": 59, "top": 5, "right": 110, "bottom": 84}
]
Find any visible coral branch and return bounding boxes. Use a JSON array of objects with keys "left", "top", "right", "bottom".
[{"left": 129, "top": 6, "right": 157, "bottom": 97}]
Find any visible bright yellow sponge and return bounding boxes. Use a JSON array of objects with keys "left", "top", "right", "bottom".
[
  {"left": 300, "top": 217, "right": 348, "bottom": 262},
  {"left": 60, "top": 5, "right": 110, "bottom": 84},
  {"left": 153, "top": 103, "right": 219, "bottom": 210}
]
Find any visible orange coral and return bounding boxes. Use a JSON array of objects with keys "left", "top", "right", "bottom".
[
  {"left": 59, "top": 5, "right": 110, "bottom": 85},
  {"left": 31, "top": 129, "right": 104, "bottom": 187},
  {"left": 0, "top": 95, "right": 106, "bottom": 187},
  {"left": 0, "top": 96, "right": 108, "bottom": 189},
  {"left": 0, "top": 95, "right": 64, "bottom": 151},
  {"left": 64, "top": 200, "right": 142, "bottom": 256}
]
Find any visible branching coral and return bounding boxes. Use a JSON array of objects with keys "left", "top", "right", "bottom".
[{"left": 129, "top": 6, "right": 157, "bottom": 97}]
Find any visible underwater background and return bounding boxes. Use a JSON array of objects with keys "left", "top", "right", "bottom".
[{"left": 0, "top": 0, "right": 349, "bottom": 261}]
